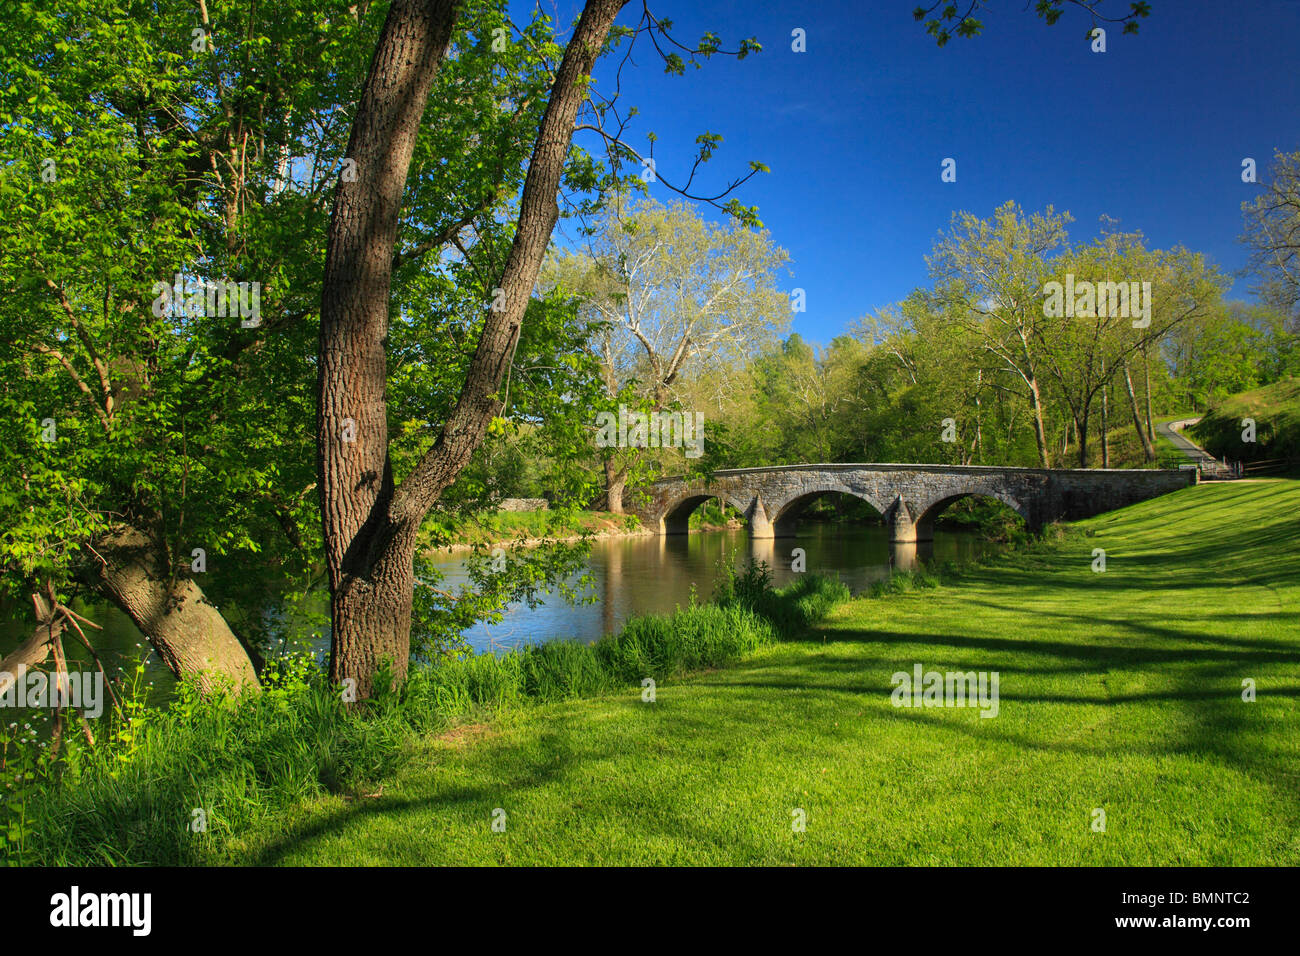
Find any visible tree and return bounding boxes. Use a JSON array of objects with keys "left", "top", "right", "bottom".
[
  {"left": 316, "top": 0, "right": 629, "bottom": 698},
  {"left": 0, "top": 0, "right": 568, "bottom": 694},
  {"left": 320, "top": 0, "right": 1144, "bottom": 698},
  {"left": 1036, "top": 229, "right": 1225, "bottom": 466},
  {"left": 0, "top": 1, "right": 374, "bottom": 690},
  {"left": 927, "top": 202, "right": 1071, "bottom": 467},
  {"left": 1243, "top": 149, "right": 1300, "bottom": 332},
  {"left": 544, "top": 196, "right": 789, "bottom": 510}
]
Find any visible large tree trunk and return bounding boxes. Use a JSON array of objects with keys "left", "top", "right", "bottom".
[
  {"left": 317, "top": 0, "right": 462, "bottom": 698},
  {"left": 318, "top": 0, "right": 628, "bottom": 699},
  {"left": 328, "top": 522, "right": 421, "bottom": 695},
  {"left": 603, "top": 456, "right": 626, "bottom": 513},
  {"left": 1123, "top": 360, "right": 1156, "bottom": 461},
  {"left": 93, "top": 527, "right": 259, "bottom": 693}
]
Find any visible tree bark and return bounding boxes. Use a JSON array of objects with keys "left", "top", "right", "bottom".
[
  {"left": 92, "top": 527, "right": 260, "bottom": 693},
  {"left": 603, "top": 456, "right": 626, "bottom": 513},
  {"left": 1142, "top": 344, "right": 1155, "bottom": 442},
  {"left": 1101, "top": 359, "right": 1110, "bottom": 468},
  {"left": 318, "top": 0, "right": 629, "bottom": 699},
  {"left": 1123, "top": 360, "right": 1156, "bottom": 461},
  {"left": 1028, "top": 376, "right": 1050, "bottom": 467},
  {"left": 317, "top": 0, "right": 462, "bottom": 699},
  {"left": 1076, "top": 407, "right": 1090, "bottom": 468},
  {"left": 0, "top": 603, "right": 64, "bottom": 695}
]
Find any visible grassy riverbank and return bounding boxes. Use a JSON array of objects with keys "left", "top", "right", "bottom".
[
  {"left": 12, "top": 480, "right": 1297, "bottom": 865},
  {"left": 8, "top": 569, "right": 847, "bottom": 865},
  {"left": 231, "top": 479, "right": 1299, "bottom": 866}
]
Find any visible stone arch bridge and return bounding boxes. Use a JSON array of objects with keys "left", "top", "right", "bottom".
[{"left": 629, "top": 464, "right": 1196, "bottom": 541}]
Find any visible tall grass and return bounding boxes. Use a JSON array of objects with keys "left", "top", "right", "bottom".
[{"left": 6, "top": 573, "right": 848, "bottom": 865}]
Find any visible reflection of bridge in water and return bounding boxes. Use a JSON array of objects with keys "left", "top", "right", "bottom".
[
  {"left": 630, "top": 464, "right": 1197, "bottom": 566},
  {"left": 743, "top": 533, "right": 937, "bottom": 573}
]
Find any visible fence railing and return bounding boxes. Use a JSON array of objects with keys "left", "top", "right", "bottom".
[{"left": 1241, "top": 458, "right": 1297, "bottom": 477}]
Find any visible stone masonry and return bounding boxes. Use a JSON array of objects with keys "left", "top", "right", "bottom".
[{"left": 628, "top": 463, "right": 1197, "bottom": 541}]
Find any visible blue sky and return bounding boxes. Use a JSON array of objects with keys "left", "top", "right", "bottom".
[{"left": 532, "top": 0, "right": 1300, "bottom": 345}]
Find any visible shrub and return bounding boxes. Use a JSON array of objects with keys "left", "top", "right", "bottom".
[{"left": 10, "top": 570, "right": 849, "bottom": 865}]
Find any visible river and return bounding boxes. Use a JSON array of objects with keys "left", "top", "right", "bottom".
[{"left": 0, "top": 524, "right": 997, "bottom": 697}]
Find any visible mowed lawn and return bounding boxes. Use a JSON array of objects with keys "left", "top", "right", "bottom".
[{"left": 233, "top": 481, "right": 1300, "bottom": 866}]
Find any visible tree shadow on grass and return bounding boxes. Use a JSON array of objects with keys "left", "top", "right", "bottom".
[
  {"left": 248, "top": 699, "right": 792, "bottom": 866},
  {"left": 249, "top": 725, "right": 585, "bottom": 866},
  {"left": 791, "top": 617, "right": 1300, "bottom": 669},
  {"left": 246, "top": 650, "right": 1300, "bottom": 866}
]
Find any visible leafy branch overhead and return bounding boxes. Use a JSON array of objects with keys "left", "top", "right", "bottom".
[
  {"left": 572, "top": 3, "right": 768, "bottom": 229},
  {"left": 914, "top": 0, "right": 1152, "bottom": 46}
]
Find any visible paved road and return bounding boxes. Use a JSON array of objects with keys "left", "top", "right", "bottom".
[{"left": 1158, "top": 418, "right": 1232, "bottom": 477}]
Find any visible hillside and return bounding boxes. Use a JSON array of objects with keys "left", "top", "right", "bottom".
[{"left": 1190, "top": 377, "right": 1300, "bottom": 467}]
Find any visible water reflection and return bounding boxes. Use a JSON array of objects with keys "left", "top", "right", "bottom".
[
  {"left": 447, "top": 524, "right": 991, "bottom": 653},
  {"left": 0, "top": 525, "right": 995, "bottom": 680},
  {"left": 888, "top": 539, "right": 935, "bottom": 572}
]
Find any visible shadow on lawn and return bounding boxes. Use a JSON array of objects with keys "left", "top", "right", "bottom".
[
  {"left": 795, "top": 613, "right": 1300, "bottom": 666},
  {"left": 250, "top": 724, "right": 585, "bottom": 866},
  {"left": 247, "top": 645, "right": 1299, "bottom": 865},
  {"left": 250, "top": 484, "right": 1300, "bottom": 865},
  {"left": 249, "top": 705, "right": 781, "bottom": 866}
]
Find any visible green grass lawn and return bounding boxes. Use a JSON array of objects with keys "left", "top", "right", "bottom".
[{"left": 230, "top": 480, "right": 1300, "bottom": 866}]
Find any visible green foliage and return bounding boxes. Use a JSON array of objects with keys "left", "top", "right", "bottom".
[
  {"left": 693, "top": 204, "right": 1276, "bottom": 475},
  {"left": 714, "top": 559, "right": 852, "bottom": 634},
  {"left": 0, "top": 0, "right": 624, "bottom": 661},
  {"left": 12, "top": 572, "right": 849, "bottom": 864},
  {"left": 914, "top": 1, "right": 1150, "bottom": 47},
  {"left": 0, "top": 0, "right": 383, "bottom": 635}
]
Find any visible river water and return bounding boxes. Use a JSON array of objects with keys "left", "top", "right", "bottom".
[
  {"left": 0, "top": 524, "right": 995, "bottom": 695},
  {"left": 445, "top": 523, "right": 992, "bottom": 653}
]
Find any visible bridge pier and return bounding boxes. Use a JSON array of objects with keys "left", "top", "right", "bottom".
[
  {"left": 748, "top": 495, "right": 774, "bottom": 539},
  {"left": 887, "top": 496, "right": 933, "bottom": 544},
  {"left": 749, "top": 495, "right": 798, "bottom": 538}
]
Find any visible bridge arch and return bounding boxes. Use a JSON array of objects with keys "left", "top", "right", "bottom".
[
  {"left": 658, "top": 491, "right": 750, "bottom": 535},
  {"left": 770, "top": 486, "right": 889, "bottom": 537},
  {"left": 631, "top": 464, "right": 1194, "bottom": 540},
  {"left": 912, "top": 490, "right": 1032, "bottom": 541}
]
